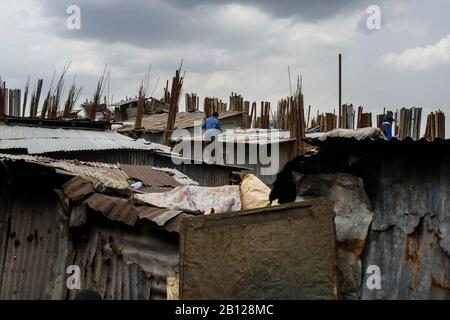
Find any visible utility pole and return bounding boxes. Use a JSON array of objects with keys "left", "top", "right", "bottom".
[{"left": 338, "top": 53, "right": 342, "bottom": 128}]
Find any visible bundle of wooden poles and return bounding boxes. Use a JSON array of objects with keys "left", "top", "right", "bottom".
[
  {"left": 229, "top": 92, "right": 244, "bottom": 112},
  {"left": 309, "top": 112, "right": 337, "bottom": 132},
  {"left": 185, "top": 93, "right": 199, "bottom": 112},
  {"left": 0, "top": 65, "right": 85, "bottom": 120},
  {"left": 163, "top": 66, "right": 184, "bottom": 145},
  {"left": 424, "top": 110, "right": 445, "bottom": 140},
  {"left": 204, "top": 97, "right": 227, "bottom": 117},
  {"left": 356, "top": 106, "right": 372, "bottom": 128},
  {"left": 397, "top": 107, "right": 422, "bottom": 140},
  {"left": 276, "top": 76, "right": 306, "bottom": 156}
]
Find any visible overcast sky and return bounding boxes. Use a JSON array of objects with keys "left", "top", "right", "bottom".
[{"left": 1, "top": 0, "right": 450, "bottom": 132}]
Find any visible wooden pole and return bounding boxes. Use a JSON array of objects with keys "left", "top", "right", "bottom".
[{"left": 338, "top": 53, "right": 342, "bottom": 128}]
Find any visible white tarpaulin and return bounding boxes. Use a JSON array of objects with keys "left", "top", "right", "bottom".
[
  {"left": 135, "top": 185, "right": 241, "bottom": 213},
  {"left": 319, "top": 127, "right": 385, "bottom": 141}
]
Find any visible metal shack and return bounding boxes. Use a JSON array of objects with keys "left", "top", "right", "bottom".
[
  {"left": 271, "top": 136, "right": 450, "bottom": 299},
  {"left": 0, "top": 153, "right": 339, "bottom": 300},
  {"left": 118, "top": 111, "right": 244, "bottom": 145},
  {"left": 0, "top": 154, "right": 193, "bottom": 299},
  {"left": 0, "top": 122, "right": 243, "bottom": 187},
  {"left": 174, "top": 128, "right": 296, "bottom": 186}
]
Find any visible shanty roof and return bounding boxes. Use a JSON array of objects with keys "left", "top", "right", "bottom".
[
  {"left": 176, "top": 128, "right": 294, "bottom": 145},
  {"left": 110, "top": 97, "right": 151, "bottom": 107},
  {"left": 0, "top": 153, "right": 196, "bottom": 190},
  {"left": 0, "top": 124, "right": 172, "bottom": 154},
  {"left": 118, "top": 111, "right": 243, "bottom": 133},
  {"left": 306, "top": 135, "right": 447, "bottom": 148},
  {"left": 0, "top": 153, "right": 199, "bottom": 232},
  {"left": 304, "top": 135, "right": 450, "bottom": 156}
]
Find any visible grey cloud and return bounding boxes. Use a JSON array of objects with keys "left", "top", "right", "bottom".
[
  {"left": 166, "top": 0, "right": 370, "bottom": 21},
  {"left": 40, "top": 0, "right": 373, "bottom": 50}
]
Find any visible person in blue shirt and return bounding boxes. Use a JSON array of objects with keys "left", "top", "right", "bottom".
[
  {"left": 202, "top": 112, "right": 222, "bottom": 131},
  {"left": 202, "top": 112, "right": 222, "bottom": 142},
  {"left": 382, "top": 111, "right": 396, "bottom": 139}
]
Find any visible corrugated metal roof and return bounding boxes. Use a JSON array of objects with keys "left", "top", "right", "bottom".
[
  {"left": 120, "top": 164, "right": 183, "bottom": 188},
  {"left": 305, "top": 136, "right": 450, "bottom": 151},
  {"left": 177, "top": 128, "right": 294, "bottom": 144},
  {"left": 151, "top": 167, "right": 199, "bottom": 186},
  {"left": 0, "top": 124, "right": 171, "bottom": 154},
  {"left": 61, "top": 178, "right": 189, "bottom": 230},
  {"left": 0, "top": 153, "right": 129, "bottom": 183},
  {"left": 119, "top": 111, "right": 243, "bottom": 133},
  {"left": 0, "top": 153, "right": 196, "bottom": 192}
]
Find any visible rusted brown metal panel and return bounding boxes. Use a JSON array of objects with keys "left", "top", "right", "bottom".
[
  {"left": 180, "top": 200, "right": 339, "bottom": 299},
  {"left": 360, "top": 154, "right": 450, "bottom": 299},
  {"left": 0, "top": 177, "right": 180, "bottom": 300},
  {"left": 68, "top": 222, "right": 179, "bottom": 300},
  {"left": 0, "top": 184, "right": 73, "bottom": 300},
  {"left": 120, "top": 164, "right": 182, "bottom": 188}
]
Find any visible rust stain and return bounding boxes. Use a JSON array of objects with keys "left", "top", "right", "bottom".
[
  {"left": 404, "top": 234, "right": 421, "bottom": 292},
  {"left": 431, "top": 273, "right": 450, "bottom": 290},
  {"left": 404, "top": 234, "right": 421, "bottom": 264},
  {"left": 337, "top": 239, "right": 366, "bottom": 256}
]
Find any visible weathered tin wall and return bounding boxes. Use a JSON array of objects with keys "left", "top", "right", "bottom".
[
  {"left": 44, "top": 150, "right": 158, "bottom": 167},
  {"left": 0, "top": 173, "right": 179, "bottom": 300},
  {"left": 179, "top": 200, "right": 339, "bottom": 299},
  {"left": 360, "top": 154, "right": 450, "bottom": 299},
  {"left": 68, "top": 218, "right": 179, "bottom": 300},
  {"left": 154, "top": 155, "right": 235, "bottom": 187},
  {"left": 274, "top": 139, "right": 450, "bottom": 299},
  {"left": 0, "top": 180, "right": 73, "bottom": 299}
]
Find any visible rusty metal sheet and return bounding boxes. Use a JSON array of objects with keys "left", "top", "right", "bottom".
[
  {"left": 120, "top": 164, "right": 182, "bottom": 188},
  {"left": 80, "top": 192, "right": 185, "bottom": 229},
  {"left": 0, "top": 183, "right": 73, "bottom": 300},
  {"left": 62, "top": 176, "right": 95, "bottom": 202},
  {"left": 0, "top": 170, "right": 180, "bottom": 300},
  {"left": 360, "top": 155, "right": 450, "bottom": 299},
  {"left": 180, "top": 200, "right": 339, "bottom": 299},
  {"left": 69, "top": 224, "right": 179, "bottom": 300}
]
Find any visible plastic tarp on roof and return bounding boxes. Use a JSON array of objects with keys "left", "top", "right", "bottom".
[{"left": 135, "top": 185, "right": 242, "bottom": 214}]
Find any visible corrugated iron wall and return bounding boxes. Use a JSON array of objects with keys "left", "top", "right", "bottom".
[
  {"left": 0, "top": 182, "right": 72, "bottom": 299},
  {"left": 154, "top": 156, "right": 234, "bottom": 187},
  {"left": 0, "top": 175, "right": 179, "bottom": 300},
  {"left": 360, "top": 155, "right": 450, "bottom": 299},
  {"left": 43, "top": 150, "right": 158, "bottom": 167},
  {"left": 68, "top": 220, "right": 179, "bottom": 300}
]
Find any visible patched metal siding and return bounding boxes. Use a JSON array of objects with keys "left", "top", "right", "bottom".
[{"left": 0, "top": 177, "right": 179, "bottom": 300}]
